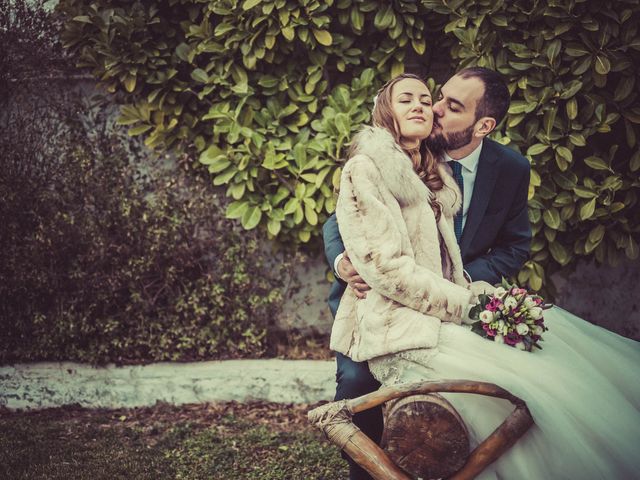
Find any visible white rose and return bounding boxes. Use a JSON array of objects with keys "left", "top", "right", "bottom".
[
  {"left": 523, "top": 297, "right": 536, "bottom": 309},
  {"left": 494, "top": 334, "right": 505, "bottom": 344},
  {"left": 504, "top": 296, "right": 518, "bottom": 310},
  {"left": 494, "top": 287, "right": 507, "bottom": 297},
  {"left": 480, "top": 310, "right": 495, "bottom": 324},
  {"left": 515, "top": 342, "right": 526, "bottom": 351},
  {"left": 529, "top": 307, "right": 543, "bottom": 319},
  {"left": 516, "top": 323, "right": 529, "bottom": 335},
  {"left": 533, "top": 325, "right": 544, "bottom": 336},
  {"left": 496, "top": 320, "right": 509, "bottom": 336}
]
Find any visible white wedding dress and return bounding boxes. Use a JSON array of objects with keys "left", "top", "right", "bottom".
[{"left": 369, "top": 307, "right": 640, "bottom": 479}]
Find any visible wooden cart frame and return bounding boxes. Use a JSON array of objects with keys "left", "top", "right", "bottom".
[{"left": 308, "top": 380, "right": 533, "bottom": 480}]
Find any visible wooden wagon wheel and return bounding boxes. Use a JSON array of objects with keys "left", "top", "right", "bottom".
[{"left": 308, "top": 380, "right": 534, "bottom": 480}]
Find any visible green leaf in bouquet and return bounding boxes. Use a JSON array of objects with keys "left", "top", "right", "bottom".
[
  {"left": 471, "top": 322, "right": 486, "bottom": 337},
  {"left": 478, "top": 293, "right": 491, "bottom": 306}
]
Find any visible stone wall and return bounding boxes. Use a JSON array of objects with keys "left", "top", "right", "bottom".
[
  {"left": 287, "top": 253, "right": 640, "bottom": 341},
  {"left": 279, "top": 252, "right": 334, "bottom": 334},
  {"left": 551, "top": 258, "right": 640, "bottom": 340}
]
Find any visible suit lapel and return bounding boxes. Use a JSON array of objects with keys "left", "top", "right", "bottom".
[{"left": 460, "top": 140, "right": 499, "bottom": 256}]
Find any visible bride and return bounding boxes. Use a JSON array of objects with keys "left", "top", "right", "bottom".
[{"left": 330, "top": 73, "right": 640, "bottom": 479}]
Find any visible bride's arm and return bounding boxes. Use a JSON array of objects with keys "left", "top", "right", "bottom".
[{"left": 337, "top": 155, "right": 473, "bottom": 324}]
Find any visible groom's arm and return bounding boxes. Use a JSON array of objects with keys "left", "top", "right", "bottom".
[
  {"left": 464, "top": 165, "right": 531, "bottom": 284},
  {"left": 323, "top": 214, "right": 347, "bottom": 282}
]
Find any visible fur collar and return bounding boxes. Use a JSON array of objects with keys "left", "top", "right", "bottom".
[{"left": 349, "top": 126, "right": 462, "bottom": 217}]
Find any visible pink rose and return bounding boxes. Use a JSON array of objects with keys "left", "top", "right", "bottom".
[
  {"left": 483, "top": 324, "right": 497, "bottom": 336},
  {"left": 486, "top": 297, "right": 503, "bottom": 312}
]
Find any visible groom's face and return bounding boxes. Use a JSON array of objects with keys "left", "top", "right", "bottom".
[{"left": 427, "top": 74, "right": 484, "bottom": 153}]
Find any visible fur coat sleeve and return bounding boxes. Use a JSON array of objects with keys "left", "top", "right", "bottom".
[{"left": 337, "top": 153, "right": 473, "bottom": 325}]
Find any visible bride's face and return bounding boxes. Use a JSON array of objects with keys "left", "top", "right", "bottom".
[{"left": 390, "top": 78, "right": 433, "bottom": 149}]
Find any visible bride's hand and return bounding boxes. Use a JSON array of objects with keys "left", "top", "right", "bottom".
[
  {"left": 468, "top": 280, "right": 496, "bottom": 300},
  {"left": 338, "top": 252, "right": 371, "bottom": 299}
]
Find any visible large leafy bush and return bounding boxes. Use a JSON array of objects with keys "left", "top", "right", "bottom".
[
  {"left": 57, "top": 0, "right": 448, "bottom": 244},
  {"left": 55, "top": 0, "right": 640, "bottom": 293},
  {"left": 1, "top": 1, "right": 286, "bottom": 364},
  {"left": 434, "top": 0, "right": 640, "bottom": 290}
]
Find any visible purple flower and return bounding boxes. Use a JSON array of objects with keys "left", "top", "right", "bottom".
[
  {"left": 482, "top": 324, "right": 497, "bottom": 336},
  {"left": 486, "top": 297, "right": 503, "bottom": 312},
  {"left": 505, "top": 332, "right": 521, "bottom": 346}
]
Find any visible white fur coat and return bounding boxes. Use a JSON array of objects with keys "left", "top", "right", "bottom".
[{"left": 330, "top": 126, "right": 474, "bottom": 361}]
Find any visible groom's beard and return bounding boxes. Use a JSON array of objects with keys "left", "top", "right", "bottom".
[{"left": 427, "top": 124, "right": 475, "bottom": 153}]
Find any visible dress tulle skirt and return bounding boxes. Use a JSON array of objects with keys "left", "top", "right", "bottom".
[{"left": 369, "top": 307, "right": 640, "bottom": 480}]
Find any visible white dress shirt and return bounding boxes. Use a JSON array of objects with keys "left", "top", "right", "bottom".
[
  {"left": 444, "top": 140, "right": 483, "bottom": 231},
  {"left": 334, "top": 140, "right": 484, "bottom": 280}
]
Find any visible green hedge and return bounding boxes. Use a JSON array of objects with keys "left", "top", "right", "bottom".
[
  {"left": 57, "top": 0, "right": 640, "bottom": 293},
  {"left": 439, "top": 0, "right": 640, "bottom": 291}
]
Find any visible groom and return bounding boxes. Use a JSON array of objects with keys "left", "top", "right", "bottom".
[{"left": 322, "top": 67, "right": 532, "bottom": 480}]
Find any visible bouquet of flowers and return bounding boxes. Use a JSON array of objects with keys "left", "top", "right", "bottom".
[{"left": 469, "top": 279, "right": 550, "bottom": 352}]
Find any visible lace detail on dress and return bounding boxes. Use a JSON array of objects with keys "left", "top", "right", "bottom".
[
  {"left": 369, "top": 348, "right": 440, "bottom": 386},
  {"left": 369, "top": 355, "right": 403, "bottom": 386}
]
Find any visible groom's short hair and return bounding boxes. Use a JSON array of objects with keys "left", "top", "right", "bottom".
[{"left": 457, "top": 67, "right": 510, "bottom": 127}]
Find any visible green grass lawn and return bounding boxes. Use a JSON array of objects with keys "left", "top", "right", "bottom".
[{"left": 0, "top": 401, "right": 348, "bottom": 479}]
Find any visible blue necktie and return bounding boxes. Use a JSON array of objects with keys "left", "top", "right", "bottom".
[{"left": 448, "top": 160, "right": 464, "bottom": 244}]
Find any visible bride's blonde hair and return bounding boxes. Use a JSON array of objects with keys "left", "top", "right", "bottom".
[{"left": 361, "top": 73, "right": 445, "bottom": 220}]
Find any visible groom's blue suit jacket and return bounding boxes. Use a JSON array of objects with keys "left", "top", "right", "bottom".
[{"left": 323, "top": 138, "right": 532, "bottom": 317}]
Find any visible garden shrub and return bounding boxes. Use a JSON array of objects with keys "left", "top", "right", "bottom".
[
  {"left": 0, "top": 1, "right": 286, "bottom": 364},
  {"left": 0, "top": 105, "right": 286, "bottom": 363}
]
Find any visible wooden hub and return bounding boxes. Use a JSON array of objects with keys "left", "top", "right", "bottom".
[{"left": 383, "top": 393, "right": 470, "bottom": 479}]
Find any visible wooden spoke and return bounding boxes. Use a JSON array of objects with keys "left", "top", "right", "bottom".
[{"left": 308, "top": 400, "right": 410, "bottom": 480}]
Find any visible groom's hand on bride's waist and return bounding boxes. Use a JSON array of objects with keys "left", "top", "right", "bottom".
[{"left": 337, "top": 252, "right": 371, "bottom": 299}]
